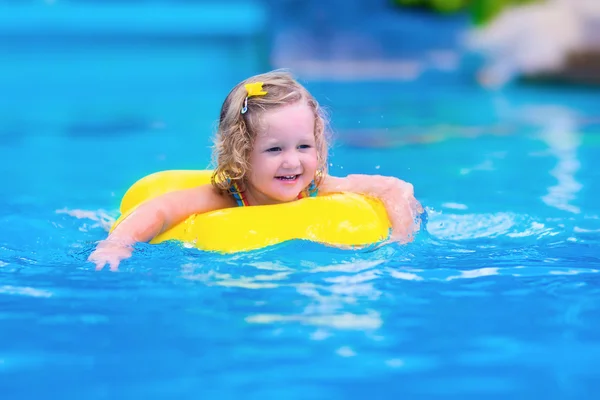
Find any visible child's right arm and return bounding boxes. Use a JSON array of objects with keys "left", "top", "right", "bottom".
[{"left": 88, "top": 184, "right": 234, "bottom": 271}]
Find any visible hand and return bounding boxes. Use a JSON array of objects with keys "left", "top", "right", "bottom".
[
  {"left": 380, "top": 177, "right": 423, "bottom": 243},
  {"left": 349, "top": 174, "right": 423, "bottom": 243},
  {"left": 88, "top": 239, "right": 133, "bottom": 271}
]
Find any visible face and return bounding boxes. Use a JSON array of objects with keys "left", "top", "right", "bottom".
[{"left": 245, "top": 102, "right": 318, "bottom": 205}]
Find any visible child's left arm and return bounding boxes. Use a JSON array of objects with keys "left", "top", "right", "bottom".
[{"left": 320, "top": 174, "right": 423, "bottom": 243}]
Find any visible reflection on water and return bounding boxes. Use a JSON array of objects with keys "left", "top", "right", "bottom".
[
  {"left": 536, "top": 106, "right": 583, "bottom": 214},
  {"left": 245, "top": 311, "right": 383, "bottom": 331}
]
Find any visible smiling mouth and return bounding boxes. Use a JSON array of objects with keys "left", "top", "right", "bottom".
[{"left": 276, "top": 175, "right": 300, "bottom": 181}]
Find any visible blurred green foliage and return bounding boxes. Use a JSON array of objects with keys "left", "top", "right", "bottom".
[{"left": 391, "top": 0, "right": 542, "bottom": 25}]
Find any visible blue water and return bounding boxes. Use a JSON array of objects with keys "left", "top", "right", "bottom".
[{"left": 2, "top": 44, "right": 600, "bottom": 398}]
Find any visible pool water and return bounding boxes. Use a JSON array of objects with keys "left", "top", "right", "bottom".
[{"left": 1, "top": 50, "right": 600, "bottom": 398}]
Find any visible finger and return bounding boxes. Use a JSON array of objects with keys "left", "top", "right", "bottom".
[
  {"left": 109, "top": 260, "right": 120, "bottom": 272},
  {"left": 87, "top": 252, "right": 97, "bottom": 263},
  {"left": 95, "top": 261, "right": 106, "bottom": 271}
]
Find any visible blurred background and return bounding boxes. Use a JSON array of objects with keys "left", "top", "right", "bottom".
[{"left": 0, "top": 0, "right": 599, "bottom": 205}]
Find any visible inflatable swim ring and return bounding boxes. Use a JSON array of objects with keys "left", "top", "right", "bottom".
[{"left": 110, "top": 170, "right": 391, "bottom": 253}]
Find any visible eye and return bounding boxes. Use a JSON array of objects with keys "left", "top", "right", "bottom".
[
  {"left": 265, "top": 147, "right": 282, "bottom": 152},
  {"left": 298, "top": 144, "right": 312, "bottom": 149}
]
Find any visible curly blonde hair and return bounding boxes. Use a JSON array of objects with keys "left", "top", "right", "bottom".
[{"left": 211, "top": 70, "right": 329, "bottom": 193}]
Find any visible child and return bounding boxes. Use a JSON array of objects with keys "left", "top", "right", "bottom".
[{"left": 89, "top": 70, "right": 423, "bottom": 271}]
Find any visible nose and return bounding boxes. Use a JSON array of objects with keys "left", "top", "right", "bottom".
[{"left": 281, "top": 149, "right": 301, "bottom": 169}]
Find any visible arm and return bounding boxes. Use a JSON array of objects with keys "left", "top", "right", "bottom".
[
  {"left": 88, "top": 184, "right": 234, "bottom": 271},
  {"left": 320, "top": 174, "right": 423, "bottom": 243}
]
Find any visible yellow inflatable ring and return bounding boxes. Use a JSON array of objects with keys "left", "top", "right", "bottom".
[{"left": 110, "top": 170, "right": 391, "bottom": 253}]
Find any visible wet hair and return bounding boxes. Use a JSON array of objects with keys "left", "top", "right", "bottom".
[{"left": 211, "top": 70, "right": 329, "bottom": 193}]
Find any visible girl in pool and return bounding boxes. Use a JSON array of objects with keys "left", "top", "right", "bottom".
[{"left": 89, "top": 70, "right": 423, "bottom": 270}]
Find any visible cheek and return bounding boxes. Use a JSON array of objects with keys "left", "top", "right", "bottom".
[
  {"left": 306, "top": 150, "right": 319, "bottom": 168},
  {"left": 250, "top": 155, "right": 276, "bottom": 176}
]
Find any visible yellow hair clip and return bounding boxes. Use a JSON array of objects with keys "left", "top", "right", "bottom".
[
  {"left": 245, "top": 82, "right": 267, "bottom": 97},
  {"left": 241, "top": 82, "right": 267, "bottom": 114}
]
